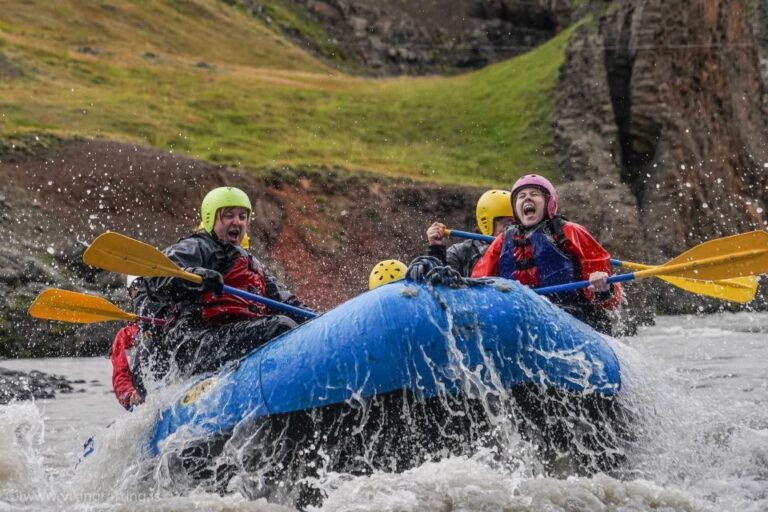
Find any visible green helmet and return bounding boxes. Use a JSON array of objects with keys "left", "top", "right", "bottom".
[{"left": 200, "top": 187, "right": 252, "bottom": 233}]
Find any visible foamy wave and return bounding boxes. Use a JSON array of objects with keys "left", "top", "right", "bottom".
[
  {"left": 0, "top": 402, "right": 46, "bottom": 502},
  {"left": 314, "top": 455, "right": 699, "bottom": 512},
  {"left": 70, "top": 383, "right": 183, "bottom": 500}
]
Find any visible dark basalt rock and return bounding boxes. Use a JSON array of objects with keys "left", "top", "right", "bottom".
[
  {"left": 554, "top": 0, "right": 768, "bottom": 316},
  {"left": 0, "top": 367, "right": 74, "bottom": 403},
  {"left": 250, "top": 0, "right": 575, "bottom": 75}
]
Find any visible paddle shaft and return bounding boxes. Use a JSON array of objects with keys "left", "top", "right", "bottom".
[
  {"left": 182, "top": 266, "right": 317, "bottom": 318},
  {"left": 142, "top": 272, "right": 316, "bottom": 318},
  {"left": 447, "top": 231, "right": 680, "bottom": 270},
  {"left": 221, "top": 284, "right": 317, "bottom": 319},
  {"left": 446, "top": 230, "right": 625, "bottom": 269},
  {"left": 445, "top": 229, "right": 494, "bottom": 243},
  {"left": 609, "top": 258, "right": 626, "bottom": 268}
]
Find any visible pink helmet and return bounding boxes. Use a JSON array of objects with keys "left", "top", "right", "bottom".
[{"left": 511, "top": 174, "right": 558, "bottom": 219}]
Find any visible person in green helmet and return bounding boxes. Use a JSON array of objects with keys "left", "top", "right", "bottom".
[
  {"left": 134, "top": 186, "right": 311, "bottom": 383},
  {"left": 425, "top": 190, "right": 514, "bottom": 277}
]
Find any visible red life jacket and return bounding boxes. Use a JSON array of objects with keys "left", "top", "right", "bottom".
[{"left": 201, "top": 255, "right": 268, "bottom": 324}]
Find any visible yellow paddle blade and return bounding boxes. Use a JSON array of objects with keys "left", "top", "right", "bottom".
[
  {"left": 658, "top": 275, "right": 758, "bottom": 304},
  {"left": 28, "top": 288, "right": 136, "bottom": 324},
  {"left": 635, "top": 231, "right": 768, "bottom": 281},
  {"left": 620, "top": 260, "right": 759, "bottom": 303},
  {"left": 83, "top": 232, "right": 202, "bottom": 283}
]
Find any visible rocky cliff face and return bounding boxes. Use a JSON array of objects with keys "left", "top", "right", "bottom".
[
  {"left": 555, "top": 0, "right": 768, "bottom": 312},
  {"left": 286, "top": 0, "right": 574, "bottom": 74},
  {"left": 753, "top": 0, "right": 768, "bottom": 105},
  {"left": 551, "top": 15, "right": 654, "bottom": 321}
]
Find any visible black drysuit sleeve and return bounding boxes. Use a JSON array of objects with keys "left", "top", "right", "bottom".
[{"left": 144, "top": 237, "right": 208, "bottom": 303}]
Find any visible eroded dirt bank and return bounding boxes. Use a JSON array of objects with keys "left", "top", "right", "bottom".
[{"left": 0, "top": 137, "right": 489, "bottom": 357}]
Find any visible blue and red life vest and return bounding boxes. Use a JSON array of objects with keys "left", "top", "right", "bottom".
[{"left": 497, "top": 217, "right": 580, "bottom": 288}]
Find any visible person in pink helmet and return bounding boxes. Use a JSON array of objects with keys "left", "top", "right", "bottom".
[{"left": 472, "top": 174, "right": 621, "bottom": 334}]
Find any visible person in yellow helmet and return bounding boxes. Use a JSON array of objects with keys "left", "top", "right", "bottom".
[
  {"left": 368, "top": 260, "right": 407, "bottom": 290},
  {"left": 135, "top": 186, "right": 312, "bottom": 382},
  {"left": 424, "top": 190, "right": 513, "bottom": 276}
]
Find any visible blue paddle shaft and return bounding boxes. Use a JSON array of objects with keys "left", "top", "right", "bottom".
[
  {"left": 447, "top": 229, "right": 631, "bottom": 295},
  {"left": 534, "top": 273, "right": 636, "bottom": 295},
  {"left": 447, "top": 229, "right": 495, "bottom": 243},
  {"left": 222, "top": 284, "right": 317, "bottom": 319}
]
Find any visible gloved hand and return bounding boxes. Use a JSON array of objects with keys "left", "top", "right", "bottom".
[{"left": 185, "top": 267, "right": 224, "bottom": 296}]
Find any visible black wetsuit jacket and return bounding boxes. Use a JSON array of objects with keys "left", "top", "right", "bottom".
[
  {"left": 427, "top": 238, "right": 490, "bottom": 277},
  {"left": 133, "top": 232, "right": 311, "bottom": 382}
]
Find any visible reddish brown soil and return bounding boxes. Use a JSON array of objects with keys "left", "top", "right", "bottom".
[{"left": 0, "top": 137, "right": 482, "bottom": 318}]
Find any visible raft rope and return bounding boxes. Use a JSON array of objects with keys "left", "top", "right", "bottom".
[{"left": 405, "top": 256, "right": 490, "bottom": 289}]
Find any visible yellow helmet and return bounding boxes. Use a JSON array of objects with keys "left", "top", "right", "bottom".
[
  {"left": 368, "top": 260, "right": 407, "bottom": 290},
  {"left": 476, "top": 189, "right": 513, "bottom": 236}
]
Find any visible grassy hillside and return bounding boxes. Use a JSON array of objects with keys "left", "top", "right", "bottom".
[{"left": 0, "top": 0, "right": 570, "bottom": 185}]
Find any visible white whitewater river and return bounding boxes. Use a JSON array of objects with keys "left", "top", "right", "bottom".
[{"left": 0, "top": 311, "right": 766, "bottom": 511}]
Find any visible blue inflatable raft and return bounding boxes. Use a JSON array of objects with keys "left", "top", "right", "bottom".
[{"left": 149, "top": 277, "right": 621, "bottom": 462}]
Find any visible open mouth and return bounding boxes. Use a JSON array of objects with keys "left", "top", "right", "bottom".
[
  {"left": 227, "top": 228, "right": 241, "bottom": 238},
  {"left": 523, "top": 203, "right": 536, "bottom": 215}
]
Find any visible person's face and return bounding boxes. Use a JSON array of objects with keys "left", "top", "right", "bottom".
[
  {"left": 492, "top": 216, "right": 513, "bottom": 236},
  {"left": 514, "top": 187, "right": 547, "bottom": 227},
  {"left": 213, "top": 207, "right": 249, "bottom": 245}
]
